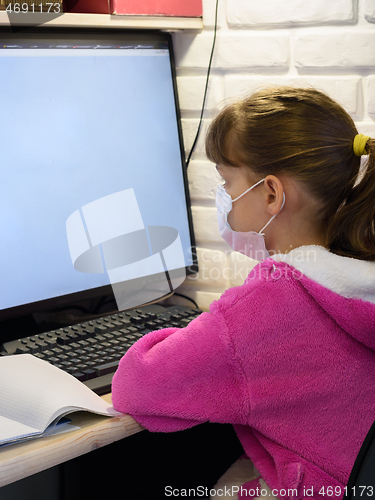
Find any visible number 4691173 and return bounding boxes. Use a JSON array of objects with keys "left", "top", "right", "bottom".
[
  {"left": 319, "top": 486, "right": 373, "bottom": 497},
  {"left": 6, "top": 3, "right": 61, "bottom": 13}
]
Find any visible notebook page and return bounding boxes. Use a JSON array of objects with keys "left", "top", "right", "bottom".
[
  {"left": 0, "top": 414, "right": 41, "bottom": 445},
  {"left": 0, "top": 354, "right": 121, "bottom": 441}
]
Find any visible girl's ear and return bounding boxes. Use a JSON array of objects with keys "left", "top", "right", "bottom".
[{"left": 264, "top": 175, "right": 284, "bottom": 215}]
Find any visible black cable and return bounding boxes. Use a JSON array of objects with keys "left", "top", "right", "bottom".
[
  {"left": 185, "top": 0, "right": 220, "bottom": 169},
  {"left": 173, "top": 292, "right": 199, "bottom": 309}
]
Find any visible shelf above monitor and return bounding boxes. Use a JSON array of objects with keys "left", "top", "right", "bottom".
[{"left": 0, "top": 11, "right": 203, "bottom": 30}]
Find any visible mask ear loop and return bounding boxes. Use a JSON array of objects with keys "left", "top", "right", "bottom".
[
  {"left": 232, "top": 178, "right": 265, "bottom": 203},
  {"left": 259, "top": 192, "right": 286, "bottom": 236}
]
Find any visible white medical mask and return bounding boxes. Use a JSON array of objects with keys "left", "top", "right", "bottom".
[{"left": 216, "top": 179, "right": 285, "bottom": 261}]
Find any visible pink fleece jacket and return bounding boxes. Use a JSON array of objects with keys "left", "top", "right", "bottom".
[{"left": 111, "top": 245, "right": 375, "bottom": 497}]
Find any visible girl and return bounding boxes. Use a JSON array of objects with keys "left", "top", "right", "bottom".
[{"left": 112, "top": 86, "right": 375, "bottom": 498}]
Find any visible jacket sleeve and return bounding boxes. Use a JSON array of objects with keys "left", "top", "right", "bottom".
[{"left": 111, "top": 309, "right": 250, "bottom": 432}]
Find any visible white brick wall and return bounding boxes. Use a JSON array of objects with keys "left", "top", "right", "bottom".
[
  {"left": 365, "top": 0, "right": 375, "bottom": 22},
  {"left": 295, "top": 33, "right": 375, "bottom": 69},
  {"left": 172, "top": 0, "right": 375, "bottom": 310},
  {"left": 226, "top": 0, "right": 355, "bottom": 27}
]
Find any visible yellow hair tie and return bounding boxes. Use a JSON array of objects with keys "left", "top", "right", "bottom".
[{"left": 353, "top": 133, "right": 370, "bottom": 156}]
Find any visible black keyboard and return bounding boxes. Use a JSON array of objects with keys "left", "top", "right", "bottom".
[{"left": 1, "top": 304, "right": 202, "bottom": 395}]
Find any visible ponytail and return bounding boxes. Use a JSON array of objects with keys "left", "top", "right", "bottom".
[{"left": 327, "top": 138, "right": 375, "bottom": 261}]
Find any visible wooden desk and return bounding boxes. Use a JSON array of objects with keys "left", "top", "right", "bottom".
[{"left": 0, "top": 394, "right": 143, "bottom": 488}]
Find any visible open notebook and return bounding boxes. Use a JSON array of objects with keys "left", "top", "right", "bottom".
[{"left": 0, "top": 354, "right": 121, "bottom": 446}]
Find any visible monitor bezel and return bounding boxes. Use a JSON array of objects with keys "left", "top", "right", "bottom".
[{"left": 0, "top": 27, "right": 198, "bottom": 323}]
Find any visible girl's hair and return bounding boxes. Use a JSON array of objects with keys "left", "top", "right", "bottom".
[{"left": 205, "top": 86, "right": 375, "bottom": 261}]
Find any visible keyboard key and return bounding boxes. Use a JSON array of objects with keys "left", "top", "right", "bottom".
[
  {"left": 145, "top": 321, "right": 157, "bottom": 329},
  {"left": 94, "top": 325, "right": 107, "bottom": 333},
  {"left": 127, "top": 326, "right": 138, "bottom": 333},
  {"left": 146, "top": 313, "right": 157, "bottom": 320},
  {"left": 110, "top": 320, "right": 124, "bottom": 328},
  {"left": 60, "top": 345, "right": 72, "bottom": 352},
  {"left": 118, "top": 328, "right": 130, "bottom": 336},
  {"left": 56, "top": 335, "right": 70, "bottom": 345},
  {"left": 86, "top": 361, "right": 98, "bottom": 367},
  {"left": 118, "top": 319, "right": 131, "bottom": 327},
  {"left": 77, "top": 340, "right": 90, "bottom": 347},
  {"left": 169, "top": 314, "right": 182, "bottom": 321},
  {"left": 15, "top": 345, "right": 31, "bottom": 354},
  {"left": 94, "top": 335, "right": 106, "bottom": 342},
  {"left": 177, "top": 311, "right": 190, "bottom": 318},
  {"left": 134, "top": 324, "right": 146, "bottom": 331},
  {"left": 104, "top": 322, "right": 117, "bottom": 331},
  {"left": 82, "top": 327, "right": 95, "bottom": 335},
  {"left": 153, "top": 319, "right": 165, "bottom": 326},
  {"left": 109, "top": 339, "right": 120, "bottom": 345},
  {"left": 94, "top": 360, "right": 120, "bottom": 376},
  {"left": 27, "top": 344, "right": 40, "bottom": 354},
  {"left": 130, "top": 316, "right": 144, "bottom": 325},
  {"left": 83, "top": 369, "right": 96, "bottom": 380},
  {"left": 72, "top": 372, "right": 86, "bottom": 381},
  {"left": 44, "top": 338, "right": 57, "bottom": 347},
  {"left": 102, "top": 356, "right": 115, "bottom": 363},
  {"left": 76, "top": 364, "right": 88, "bottom": 372},
  {"left": 87, "top": 351, "right": 99, "bottom": 358}
]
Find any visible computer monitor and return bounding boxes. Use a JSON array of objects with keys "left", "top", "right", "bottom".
[{"left": 0, "top": 28, "right": 198, "bottom": 335}]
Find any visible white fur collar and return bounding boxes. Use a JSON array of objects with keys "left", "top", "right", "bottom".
[{"left": 271, "top": 245, "right": 375, "bottom": 304}]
